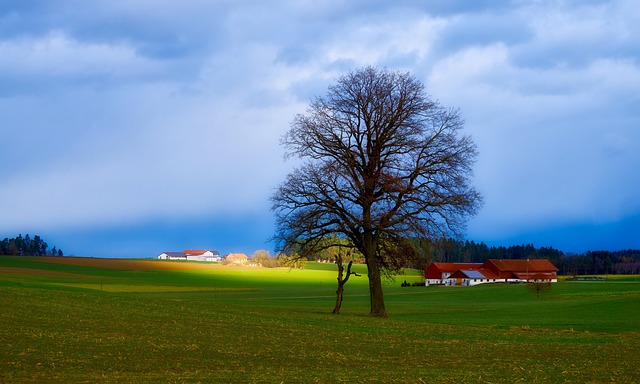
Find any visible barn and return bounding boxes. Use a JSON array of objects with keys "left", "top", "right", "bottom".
[
  {"left": 425, "top": 259, "right": 558, "bottom": 286},
  {"left": 424, "top": 262, "right": 482, "bottom": 286},
  {"left": 447, "top": 269, "right": 496, "bottom": 286},
  {"left": 483, "top": 259, "right": 559, "bottom": 283}
]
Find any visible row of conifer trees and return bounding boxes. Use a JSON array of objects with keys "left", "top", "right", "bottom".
[
  {"left": 0, "top": 234, "right": 63, "bottom": 256},
  {"left": 427, "top": 238, "right": 640, "bottom": 275}
]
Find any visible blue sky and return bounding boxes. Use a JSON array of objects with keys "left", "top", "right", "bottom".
[{"left": 1, "top": 1, "right": 639, "bottom": 258}]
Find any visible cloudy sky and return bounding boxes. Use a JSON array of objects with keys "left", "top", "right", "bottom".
[{"left": 1, "top": 0, "right": 638, "bottom": 258}]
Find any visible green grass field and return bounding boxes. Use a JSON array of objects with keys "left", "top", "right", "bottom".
[{"left": 1, "top": 256, "right": 638, "bottom": 383}]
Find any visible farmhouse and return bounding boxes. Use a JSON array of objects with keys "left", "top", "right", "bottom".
[
  {"left": 157, "top": 249, "right": 221, "bottom": 262},
  {"left": 425, "top": 262, "right": 482, "bottom": 286},
  {"left": 425, "top": 259, "right": 558, "bottom": 286},
  {"left": 225, "top": 253, "right": 249, "bottom": 265}
]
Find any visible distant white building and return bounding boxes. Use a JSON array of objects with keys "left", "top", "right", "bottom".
[{"left": 158, "top": 249, "right": 221, "bottom": 262}]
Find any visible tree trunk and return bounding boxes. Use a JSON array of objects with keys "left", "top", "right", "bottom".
[
  {"left": 366, "top": 256, "right": 387, "bottom": 317},
  {"left": 333, "top": 261, "right": 345, "bottom": 314},
  {"left": 333, "top": 285, "right": 344, "bottom": 314},
  {"left": 333, "top": 259, "right": 358, "bottom": 314},
  {"left": 362, "top": 232, "right": 387, "bottom": 317}
]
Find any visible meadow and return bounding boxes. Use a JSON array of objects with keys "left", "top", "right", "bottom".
[{"left": 1, "top": 256, "right": 638, "bottom": 383}]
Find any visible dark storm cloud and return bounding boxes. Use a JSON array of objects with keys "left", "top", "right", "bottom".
[{"left": 1, "top": 0, "right": 638, "bottom": 256}]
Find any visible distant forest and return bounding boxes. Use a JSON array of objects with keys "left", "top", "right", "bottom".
[
  {"left": 427, "top": 239, "right": 640, "bottom": 275},
  {"left": 2, "top": 233, "right": 638, "bottom": 275},
  {"left": 0, "top": 234, "right": 63, "bottom": 256}
]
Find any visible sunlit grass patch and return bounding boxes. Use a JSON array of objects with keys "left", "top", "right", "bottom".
[
  {"left": 1, "top": 256, "right": 639, "bottom": 383},
  {"left": 43, "top": 282, "right": 263, "bottom": 293}
]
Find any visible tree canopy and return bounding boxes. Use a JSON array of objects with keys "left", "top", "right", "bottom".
[
  {"left": 271, "top": 66, "right": 482, "bottom": 316},
  {"left": 0, "top": 234, "right": 63, "bottom": 256}
]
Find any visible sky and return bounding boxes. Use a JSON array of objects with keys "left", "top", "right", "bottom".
[{"left": 1, "top": 0, "right": 639, "bottom": 258}]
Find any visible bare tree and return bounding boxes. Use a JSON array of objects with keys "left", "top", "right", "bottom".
[
  {"left": 527, "top": 280, "right": 552, "bottom": 299},
  {"left": 251, "top": 249, "right": 273, "bottom": 267},
  {"left": 333, "top": 257, "right": 360, "bottom": 315},
  {"left": 271, "top": 66, "right": 482, "bottom": 317},
  {"left": 314, "top": 235, "right": 363, "bottom": 314}
]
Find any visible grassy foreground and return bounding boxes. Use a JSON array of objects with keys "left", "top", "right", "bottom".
[{"left": 1, "top": 256, "right": 639, "bottom": 383}]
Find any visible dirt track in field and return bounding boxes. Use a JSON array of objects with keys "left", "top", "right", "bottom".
[
  {"left": 0, "top": 266, "right": 100, "bottom": 278},
  {"left": 30, "top": 256, "right": 241, "bottom": 271}
]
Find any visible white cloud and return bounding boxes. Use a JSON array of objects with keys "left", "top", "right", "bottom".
[
  {"left": 322, "top": 15, "right": 446, "bottom": 67},
  {"left": 512, "top": 0, "right": 640, "bottom": 67},
  {"left": 0, "top": 46, "right": 308, "bottom": 233},
  {"left": 1, "top": 0, "right": 639, "bottom": 254},
  {"left": 427, "top": 14, "right": 640, "bottom": 240},
  {"left": 0, "top": 31, "right": 164, "bottom": 81}
]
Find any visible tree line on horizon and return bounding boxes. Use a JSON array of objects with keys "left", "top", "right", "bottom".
[
  {"left": 289, "top": 236, "right": 639, "bottom": 276},
  {"left": 0, "top": 234, "right": 64, "bottom": 256},
  {"left": 425, "top": 238, "right": 640, "bottom": 276}
]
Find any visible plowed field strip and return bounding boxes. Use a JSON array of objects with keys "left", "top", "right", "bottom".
[
  {"left": 0, "top": 266, "right": 99, "bottom": 278},
  {"left": 30, "top": 256, "right": 223, "bottom": 271}
]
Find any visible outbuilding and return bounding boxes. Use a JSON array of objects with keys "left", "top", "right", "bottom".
[
  {"left": 424, "top": 262, "right": 482, "bottom": 285},
  {"left": 425, "top": 259, "right": 559, "bottom": 286},
  {"left": 225, "top": 253, "right": 249, "bottom": 264},
  {"left": 158, "top": 249, "right": 220, "bottom": 262}
]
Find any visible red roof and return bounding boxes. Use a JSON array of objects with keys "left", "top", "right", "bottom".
[
  {"left": 478, "top": 269, "right": 499, "bottom": 279},
  {"left": 184, "top": 250, "right": 209, "bottom": 256},
  {"left": 425, "top": 262, "right": 482, "bottom": 279},
  {"left": 485, "top": 259, "right": 558, "bottom": 272},
  {"left": 430, "top": 262, "right": 482, "bottom": 272}
]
